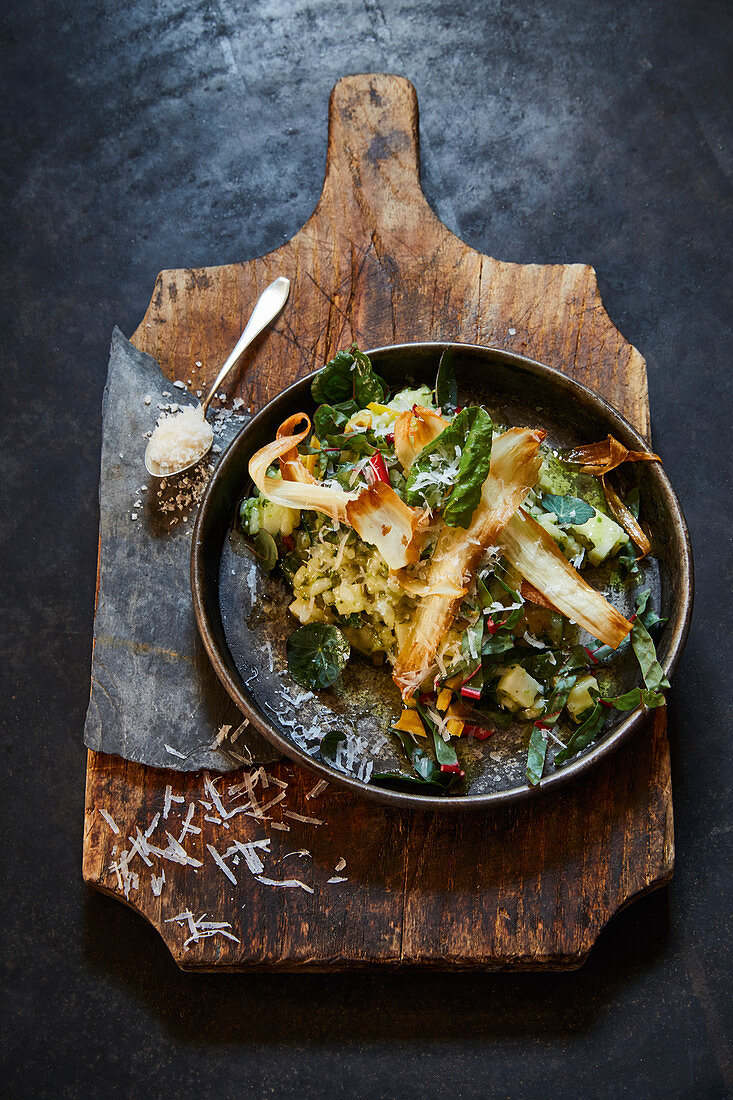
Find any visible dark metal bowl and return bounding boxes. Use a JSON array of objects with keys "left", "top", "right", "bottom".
[{"left": 191, "top": 343, "right": 693, "bottom": 810}]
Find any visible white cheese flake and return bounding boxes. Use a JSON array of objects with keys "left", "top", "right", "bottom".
[
  {"left": 255, "top": 876, "right": 314, "bottom": 894},
  {"left": 98, "top": 808, "right": 120, "bottom": 834},
  {"left": 283, "top": 811, "right": 324, "bottom": 826},
  {"left": 206, "top": 843, "right": 237, "bottom": 885}
]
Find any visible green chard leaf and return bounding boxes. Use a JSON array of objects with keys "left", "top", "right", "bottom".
[
  {"left": 435, "top": 347, "right": 458, "bottom": 413},
  {"left": 405, "top": 406, "right": 493, "bottom": 527},
  {"left": 490, "top": 571, "right": 526, "bottom": 630},
  {"left": 618, "top": 540, "right": 641, "bottom": 576},
  {"left": 634, "top": 588, "right": 667, "bottom": 633},
  {"left": 310, "top": 346, "right": 387, "bottom": 407},
  {"left": 481, "top": 633, "right": 516, "bottom": 658},
  {"left": 542, "top": 646, "right": 587, "bottom": 718},
  {"left": 324, "top": 431, "right": 378, "bottom": 457},
  {"left": 554, "top": 701, "right": 606, "bottom": 765},
  {"left": 542, "top": 493, "right": 596, "bottom": 526},
  {"left": 389, "top": 729, "right": 443, "bottom": 784},
  {"left": 606, "top": 687, "right": 666, "bottom": 711},
  {"left": 416, "top": 700, "right": 460, "bottom": 768},
  {"left": 631, "top": 616, "right": 670, "bottom": 692},
  {"left": 286, "top": 624, "right": 350, "bottom": 691},
  {"left": 526, "top": 726, "right": 548, "bottom": 786},
  {"left": 312, "top": 399, "right": 358, "bottom": 439}
]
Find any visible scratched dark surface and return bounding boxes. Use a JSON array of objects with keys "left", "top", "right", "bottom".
[
  {"left": 83, "top": 327, "right": 279, "bottom": 770},
  {"left": 2, "top": 1, "right": 731, "bottom": 1099}
]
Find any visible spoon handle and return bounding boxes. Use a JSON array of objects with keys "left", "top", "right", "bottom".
[{"left": 201, "top": 276, "right": 290, "bottom": 415}]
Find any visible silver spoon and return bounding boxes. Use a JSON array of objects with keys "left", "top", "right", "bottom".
[{"left": 144, "top": 275, "right": 290, "bottom": 477}]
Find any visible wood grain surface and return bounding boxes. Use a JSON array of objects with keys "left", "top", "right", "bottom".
[{"left": 83, "top": 73, "right": 672, "bottom": 970}]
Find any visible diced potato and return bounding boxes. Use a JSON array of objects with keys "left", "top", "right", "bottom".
[
  {"left": 288, "top": 598, "right": 333, "bottom": 624},
  {"left": 566, "top": 674, "right": 599, "bottom": 722},
  {"left": 570, "top": 512, "right": 627, "bottom": 566},
  {"left": 535, "top": 512, "right": 582, "bottom": 560},
  {"left": 251, "top": 499, "right": 300, "bottom": 537},
  {"left": 497, "top": 665, "right": 544, "bottom": 713}
]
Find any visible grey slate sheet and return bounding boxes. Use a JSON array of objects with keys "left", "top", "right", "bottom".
[{"left": 84, "top": 328, "right": 280, "bottom": 771}]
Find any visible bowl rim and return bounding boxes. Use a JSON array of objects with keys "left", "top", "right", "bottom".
[{"left": 191, "top": 341, "right": 694, "bottom": 811}]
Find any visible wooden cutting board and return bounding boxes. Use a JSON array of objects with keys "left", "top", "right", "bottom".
[{"left": 83, "top": 74, "right": 673, "bottom": 970}]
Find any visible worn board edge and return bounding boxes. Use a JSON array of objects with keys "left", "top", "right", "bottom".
[{"left": 83, "top": 73, "right": 673, "bottom": 970}]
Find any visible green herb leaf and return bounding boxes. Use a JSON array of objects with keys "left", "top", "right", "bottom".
[
  {"left": 461, "top": 616, "right": 485, "bottom": 662},
  {"left": 312, "top": 399, "right": 358, "bottom": 439},
  {"left": 405, "top": 406, "right": 493, "bottom": 527},
  {"left": 630, "top": 616, "right": 670, "bottom": 692},
  {"left": 324, "top": 431, "right": 378, "bottom": 457},
  {"left": 490, "top": 571, "right": 526, "bottom": 631},
  {"left": 526, "top": 727, "right": 548, "bottom": 786},
  {"left": 435, "top": 347, "right": 458, "bottom": 413},
  {"left": 286, "top": 624, "right": 350, "bottom": 691},
  {"left": 606, "top": 687, "right": 666, "bottom": 711},
  {"left": 618, "top": 540, "right": 640, "bottom": 576},
  {"left": 253, "top": 530, "right": 278, "bottom": 572},
  {"left": 351, "top": 347, "right": 388, "bottom": 406},
  {"left": 481, "top": 633, "right": 516, "bottom": 658},
  {"left": 542, "top": 493, "right": 596, "bottom": 527},
  {"left": 542, "top": 646, "right": 587, "bottom": 718},
  {"left": 416, "top": 700, "right": 459, "bottom": 767},
  {"left": 319, "top": 728, "right": 348, "bottom": 766},
  {"left": 554, "top": 702, "right": 606, "bottom": 765},
  {"left": 634, "top": 588, "right": 667, "bottom": 633},
  {"left": 311, "top": 347, "right": 387, "bottom": 406},
  {"left": 391, "top": 728, "right": 442, "bottom": 782}
]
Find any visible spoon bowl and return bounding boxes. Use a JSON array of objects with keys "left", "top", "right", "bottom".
[{"left": 144, "top": 276, "right": 290, "bottom": 478}]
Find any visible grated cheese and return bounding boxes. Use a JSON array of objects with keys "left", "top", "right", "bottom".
[
  {"left": 283, "top": 811, "right": 324, "bottom": 826},
  {"left": 255, "top": 876, "right": 314, "bottom": 894},
  {"left": 98, "top": 808, "right": 120, "bottom": 834},
  {"left": 206, "top": 843, "right": 237, "bottom": 885},
  {"left": 146, "top": 403, "right": 213, "bottom": 475}
]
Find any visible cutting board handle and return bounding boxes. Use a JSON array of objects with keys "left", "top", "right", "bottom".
[{"left": 315, "top": 74, "right": 433, "bottom": 234}]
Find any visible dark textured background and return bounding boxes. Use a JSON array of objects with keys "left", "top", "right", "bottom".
[{"left": 1, "top": 1, "right": 731, "bottom": 1097}]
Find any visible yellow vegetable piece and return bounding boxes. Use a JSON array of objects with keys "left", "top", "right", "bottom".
[
  {"left": 345, "top": 409, "right": 372, "bottom": 432},
  {"left": 301, "top": 453, "right": 317, "bottom": 475},
  {"left": 436, "top": 688, "right": 452, "bottom": 712},
  {"left": 446, "top": 718, "right": 465, "bottom": 738},
  {"left": 404, "top": 695, "right": 418, "bottom": 709},
  {"left": 367, "top": 402, "right": 399, "bottom": 422},
  {"left": 445, "top": 673, "right": 464, "bottom": 690},
  {"left": 392, "top": 709, "right": 426, "bottom": 737}
]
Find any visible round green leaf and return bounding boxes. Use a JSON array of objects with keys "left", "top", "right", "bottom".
[{"left": 286, "top": 624, "right": 351, "bottom": 690}]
